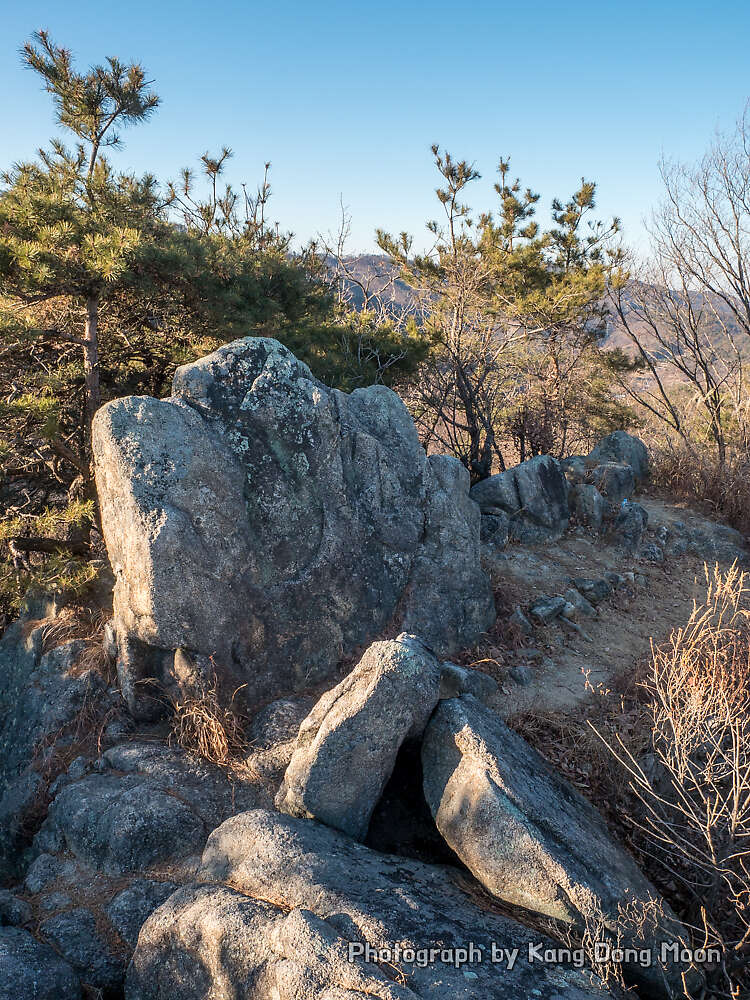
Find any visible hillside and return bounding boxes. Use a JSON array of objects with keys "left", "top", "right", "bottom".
[{"left": 336, "top": 254, "right": 750, "bottom": 358}]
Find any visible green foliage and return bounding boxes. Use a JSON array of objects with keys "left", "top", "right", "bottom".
[
  {"left": 0, "top": 499, "right": 99, "bottom": 621},
  {"left": 22, "top": 30, "right": 160, "bottom": 159},
  {"left": 0, "top": 551, "right": 101, "bottom": 615},
  {"left": 0, "top": 499, "right": 95, "bottom": 544},
  {"left": 378, "top": 147, "right": 629, "bottom": 475},
  {"left": 0, "top": 30, "right": 425, "bottom": 620}
]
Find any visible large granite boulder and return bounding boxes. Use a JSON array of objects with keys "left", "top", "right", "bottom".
[
  {"left": 569, "top": 483, "right": 605, "bottom": 532},
  {"left": 561, "top": 455, "right": 588, "bottom": 484},
  {"left": 93, "top": 337, "right": 494, "bottom": 718},
  {"left": 33, "top": 741, "right": 261, "bottom": 875},
  {"left": 39, "top": 908, "right": 125, "bottom": 993},
  {"left": 470, "top": 455, "right": 569, "bottom": 544},
  {"left": 610, "top": 501, "right": 649, "bottom": 554},
  {"left": 402, "top": 454, "right": 497, "bottom": 650},
  {"left": 589, "top": 431, "right": 650, "bottom": 486},
  {"left": 276, "top": 634, "right": 441, "bottom": 839},
  {"left": 0, "top": 637, "right": 100, "bottom": 784},
  {"left": 422, "top": 695, "right": 690, "bottom": 997},
  {"left": 589, "top": 462, "right": 635, "bottom": 504},
  {"left": 0, "top": 890, "right": 32, "bottom": 927},
  {"left": 126, "top": 807, "right": 613, "bottom": 1000}
]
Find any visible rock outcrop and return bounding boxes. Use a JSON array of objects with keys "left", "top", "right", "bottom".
[
  {"left": 0, "top": 615, "right": 108, "bottom": 882},
  {"left": 401, "top": 454, "right": 497, "bottom": 650},
  {"left": 438, "top": 660, "right": 498, "bottom": 703},
  {"left": 126, "top": 807, "right": 613, "bottom": 1000},
  {"left": 588, "top": 430, "right": 650, "bottom": 485},
  {"left": 39, "top": 908, "right": 124, "bottom": 993},
  {"left": 276, "top": 634, "right": 441, "bottom": 839},
  {"left": 470, "top": 454, "right": 569, "bottom": 544},
  {"left": 589, "top": 462, "right": 635, "bottom": 504},
  {"left": 93, "top": 337, "right": 494, "bottom": 717},
  {"left": 421, "top": 694, "right": 689, "bottom": 997},
  {"left": 0, "top": 926, "right": 81, "bottom": 1000},
  {"left": 610, "top": 500, "right": 649, "bottom": 554},
  {"left": 33, "top": 741, "right": 260, "bottom": 876},
  {"left": 569, "top": 483, "right": 605, "bottom": 531}
]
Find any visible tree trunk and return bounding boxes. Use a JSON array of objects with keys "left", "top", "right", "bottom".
[{"left": 83, "top": 294, "right": 101, "bottom": 431}]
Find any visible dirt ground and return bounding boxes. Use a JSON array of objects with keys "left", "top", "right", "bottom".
[{"left": 473, "top": 494, "right": 748, "bottom": 717}]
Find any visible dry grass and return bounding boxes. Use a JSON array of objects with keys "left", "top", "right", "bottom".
[
  {"left": 21, "top": 604, "right": 102, "bottom": 650},
  {"left": 591, "top": 564, "right": 750, "bottom": 999},
  {"left": 68, "top": 640, "right": 116, "bottom": 684},
  {"left": 168, "top": 674, "right": 247, "bottom": 766},
  {"left": 652, "top": 442, "right": 750, "bottom": 537},
  {"left": 450, "top": 583, "right": 531, "bottom": 683},
  {"left": 511, "top": 566, "right": 750, "bottom": 997},
  {"left": 20, "top": 605, "right": 116, "bottom": 683}
]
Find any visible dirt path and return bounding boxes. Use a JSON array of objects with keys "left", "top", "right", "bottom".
[{"left": 476, "top": 495, "right": 747, "bottom": 716}]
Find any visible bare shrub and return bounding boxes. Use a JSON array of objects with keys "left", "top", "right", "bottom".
[
  {"left": 651, "top": 442, "right": 750, "bottom": 537},
  {"left": 168, "top": 675, "right": 247, "bottom": 766},
  {"left": 594, "top": 564, "right": 750, "bottom": 998},
  {"left": 553, "top": 895, "right": 684, "bottom": 995}
]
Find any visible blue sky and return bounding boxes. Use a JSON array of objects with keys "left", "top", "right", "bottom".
[{"left": 0, "top": 0, "right": 748, "bottom": 254}]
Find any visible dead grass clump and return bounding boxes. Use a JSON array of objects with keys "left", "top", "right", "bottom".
[
  {"left": 67, "top": 641, "right": 116, "bottom": 685},
  {"left": 20, "top": 606, "right": 116, "bottom": 683},
  {"left": 450, "top": 583, "right": 532, "bottom": 683},
  {"left": 652, "top": 442, "right": 750, "bottom": 536},
  {"left": 169, "top": 675, "right": 247, "bottom": 766},
  {"left": 35, "top": 606, "right": 105, "bottom": 652},
  {"left": 593, "top": 563, "right": 750, "bottom": 999}
]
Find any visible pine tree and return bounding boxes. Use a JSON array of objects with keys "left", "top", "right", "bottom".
[
  {"left": 378, "top": 147, "right": 632, "bottom": 478},
  {"left": 0, "top": 32, "right": 427, "bottom": 620},
  {"left": 2, "top": 31, "right": 161, "bottom": 430}
]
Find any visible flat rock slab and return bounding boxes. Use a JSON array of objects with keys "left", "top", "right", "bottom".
[
  {"left": 276, "top": 634, "right": 441, "bottom": 839},
  {"left": 126, "top": 806, "right": 613, "bottom": 1000},
  {"left": 93, "top": 337, "right": 494, "bottom": 717},
  {"left": 421, "top": 695, "right": 688, "bottom": 997}
]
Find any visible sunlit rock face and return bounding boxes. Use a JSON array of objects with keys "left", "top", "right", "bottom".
[{"left": 93, "top": 337, "right": 495, "bottom": 718}]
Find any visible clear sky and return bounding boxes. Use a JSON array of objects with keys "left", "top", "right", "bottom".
[{"left": 1, "top": 0, "right": 748, "bottom": 255}]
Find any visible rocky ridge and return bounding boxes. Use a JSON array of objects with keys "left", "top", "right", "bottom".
[
  {"left": 0, "top": 338, "right": 746, "bottom": 999},
  {"left": 93, "top": 337, "right": 494, "bottom": 720}
]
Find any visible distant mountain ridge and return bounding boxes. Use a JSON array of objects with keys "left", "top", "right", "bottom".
[{"left": 334, "top": 255, "right": 749, "bottom": 359}]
